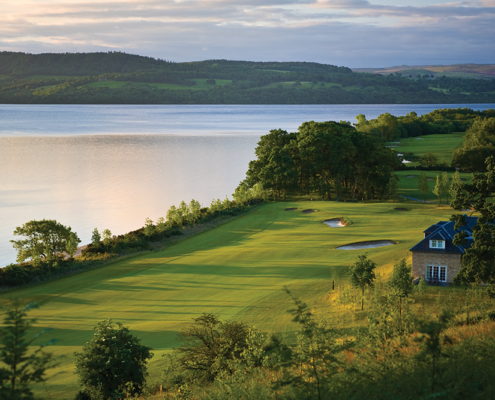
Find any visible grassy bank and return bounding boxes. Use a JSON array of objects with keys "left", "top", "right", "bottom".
[{"left": 0, "top": 200, "right": 470, "bottom": 399}]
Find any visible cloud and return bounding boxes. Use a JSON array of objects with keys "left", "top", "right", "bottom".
[{"left": 1, "top": 0, "right": 494, "bottom": 66}]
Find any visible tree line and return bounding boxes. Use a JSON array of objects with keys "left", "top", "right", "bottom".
[
  {"left": 0, "top": 192, "right": 265, "bottom": 289},
  {"left": 1, "top": 51, "right": 495, "bottom": 104}
]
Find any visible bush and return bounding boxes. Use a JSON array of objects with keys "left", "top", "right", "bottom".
[{"left": 74, "top": 319, "right": 153, "bottom": 399}]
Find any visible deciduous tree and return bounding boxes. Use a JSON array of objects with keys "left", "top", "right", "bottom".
[
  {"left": 349, "top": 254, "right": 377, "bottom": 310},
  {"left": 74, "top": 319, "right": 153, "bottom": 400},
  {"left": 10, "top": 219, "right": 80, "bottom": 263}
]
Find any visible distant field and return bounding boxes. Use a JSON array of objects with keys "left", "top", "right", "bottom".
[
  {"left": 429, "top": 86, "right": 449, "bottom": 93},
  {"left": 386, "top": 133, "right": 464, "bottom": 166},
  {"left": 84, "top": 78, "right": 232, "bottom": 90},
  {"left": 354, "top": 64, "right": 495, "bottom": 79},
  {"left": 86, "top": 80, "right": 130, "bottom": 89},
  {"left": 23, "top": 75, "right": 74, "bottom": 81},
  {"left": 0, "top": 201, "right": 463, "bottom": 399}
]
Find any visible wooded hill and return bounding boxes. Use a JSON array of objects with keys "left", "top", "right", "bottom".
[{"left": 1, "top": 51, "right": 495, "bottom": 104}]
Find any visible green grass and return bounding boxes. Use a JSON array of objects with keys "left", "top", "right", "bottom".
[
  {"left": 0, "top": 201, "right": 465, "bottom": 399},
  {"left": 396, "top": 170, "right": 472, "bottom": 202},
  {"left": 86, "top": 80, "right": 130, "bottom": 89},
  {"left": 386, "top": 133, "right": 465, "bottom": 166}
]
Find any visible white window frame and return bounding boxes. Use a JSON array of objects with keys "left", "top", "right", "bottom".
[
  {"left": 429, "top": 240, "right": 445, "bottom": 249},
  {"left": 426, "top": 265, "right": 448, "bottom": 282}
]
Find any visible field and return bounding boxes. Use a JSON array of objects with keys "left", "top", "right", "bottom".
[
  {"left": 84, "top": 78, "right": 233, "bottom": 91},
  {"left": 0, "top": 201, "right": 466, "bottom": 399},
  {"left": 386, "top": 132, "right": 465, "bottom": 166}
]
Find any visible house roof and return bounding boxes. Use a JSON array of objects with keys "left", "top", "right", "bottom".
[{"left": 410, "top": 216, "right": 478, "bottom": 255}]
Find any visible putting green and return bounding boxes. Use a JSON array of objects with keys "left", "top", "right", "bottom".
[{"left": 0, "top": 201, "right": 462, "bottom": 399}]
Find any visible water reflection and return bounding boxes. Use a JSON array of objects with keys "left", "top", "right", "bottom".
[{"left": 0, "top": 134, "right": 259, "bottom": 266}]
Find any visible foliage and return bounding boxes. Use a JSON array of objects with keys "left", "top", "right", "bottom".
[
  {"left": 386, "top": 174, "right": 399, "bottom": 202},
  {"left": 0, "top": 301, "right": 55, "bottom": 400},
  {"left": 171, "top": 313, "right": 252, "bottom": 383},
  {"left": 2, "top": 53, "right": 495, "bottom": 104},
  {"left": 244, "top": 122, "right": 400, "bottom": 201},
  {"left": 418, "top": 172, "right": 430, "bottom": 202},
  {"left": 143, "top": 218, "right": 155, "bottom": 237},
  {"left": 452, "top": 117, "right": 495, "bottom": 172},
  {"left": 349, "top": 254, "right": 377, "bottom": 310},
  {"left": 389, "top": 259, "right": 414, "bottom": 333},
  {"left": 451, "top": 156, "right": 495, "bottom": 290},
  {"left": 419, "top": 152, "right": 438, "bottom": 167},
  {"left": 10, "top": 219, "right": 81, "bottom": 263},
  {"left": 91, "top": 228, "right": 101, "bottom": 245},
  {"left": 433, "top": 173, "right": 445, "bottom": 205},
  {"left": 74, "top": 319, "right": 153, "bottom": 399}
]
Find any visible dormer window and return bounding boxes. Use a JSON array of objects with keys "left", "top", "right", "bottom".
[{"left": 430, "top": 240, "right": 445, "bottom": 249}]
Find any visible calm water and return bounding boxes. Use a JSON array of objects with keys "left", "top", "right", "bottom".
[{"left": 1, "top": 104, "right": 494, "bottom": 266}]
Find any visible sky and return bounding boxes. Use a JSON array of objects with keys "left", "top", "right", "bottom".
[{"left": 1, "top": 0, "right": 495, "bottom": 67}]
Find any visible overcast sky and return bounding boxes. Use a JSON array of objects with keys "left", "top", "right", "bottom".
[{"left": 1, "top": 0, "right": 494, "bottom": 67}]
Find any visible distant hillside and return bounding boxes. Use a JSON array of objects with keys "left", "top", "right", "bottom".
[
  {"left": 353, "top": 64, "right": 495, "bottom": 79},
  {"left": 1, "top": 52, "right": 494, "bottom": 104}
]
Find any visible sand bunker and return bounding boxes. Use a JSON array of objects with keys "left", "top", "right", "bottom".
[
  {"left": 285, "top": 208, "right": 298, "bottom": 211},
  {"left": 302, "top": 209, "right": 317, "bottom": 214},
  {"left": 406, "top": 175, "right": 417, "bottom": 178},
  {"left": 336, "top": 240, "right": 397, "bottom": 250},
  {"left": 394, "top": 208, "right": 409, "bottom": 211},
  {"left": 324, "top": 218, "right": 347, "bottom": 228},
  {"left": 416, "top": 138, "right": 424, "bottom": 140}
]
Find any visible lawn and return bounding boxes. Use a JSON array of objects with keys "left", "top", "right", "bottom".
[
  {"left": 386, "top": 133, "right": 465, "bottom": 166},
  {"left": 0, "top": 201, "right": 464, "bottom": 399}
]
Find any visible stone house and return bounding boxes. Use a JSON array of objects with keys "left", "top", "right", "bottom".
[{"left": 410, "top": 217, "right": 478, "bottom": 284}]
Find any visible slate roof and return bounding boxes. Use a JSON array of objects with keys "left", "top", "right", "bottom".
[{"left": 410, "top": 216, "right": 478, "bottom": 255}]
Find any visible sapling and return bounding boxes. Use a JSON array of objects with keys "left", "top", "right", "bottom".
[
  {"left": 91, "top": 228, "right": 101, "bottom": 245},
  {"left": 65, "top": 232, "right": 79, "bottom": 259},
  {"left": 349, "top": 254, "right": 377, "bottom": 310},
  {"left": 102, "top": 229, "right": 112, "bottom": 253},
  {"left": 143, "top": 217, "right": 155, "bottom": 237},
  {"left": 389, "top": 259, "right": 413, "bottom": 334}
]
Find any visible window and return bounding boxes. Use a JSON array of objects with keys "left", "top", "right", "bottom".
[
  {"left": 430, "top": 240, "right": 445, "bottom": 249},
  {"left": 426, "top": 265, "right": 447, "bottom": 282}
]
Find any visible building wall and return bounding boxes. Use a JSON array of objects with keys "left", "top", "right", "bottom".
[{"left": 411, "top": 252, "right": 462, "bottom": 283}]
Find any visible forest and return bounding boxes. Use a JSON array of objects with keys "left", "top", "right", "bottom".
[{"left": 1, "top": 51, "right": 495, "bottom": 104}]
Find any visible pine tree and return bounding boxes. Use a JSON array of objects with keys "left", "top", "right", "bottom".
[{"left": 0, "top": 301, "right": 55, "bottom": 400}]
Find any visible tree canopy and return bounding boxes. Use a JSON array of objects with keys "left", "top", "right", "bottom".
[
  {"left": 451, "top": 156, "right": 495, "bottom": 291},
  {"left": 10, "top": 219, "right": 80, "bottom": 263},
  {"left": 242, "top": 121, "right": 400, "bottom": 201}
]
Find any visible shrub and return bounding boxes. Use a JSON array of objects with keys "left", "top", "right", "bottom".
[{"left": 74, "top": 319, "right": 153, "bottom": 399}]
